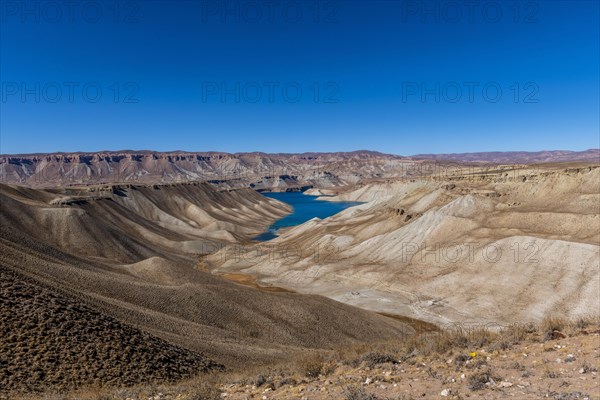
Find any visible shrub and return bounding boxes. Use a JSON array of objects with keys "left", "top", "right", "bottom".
[
  {"left": 541, "top": 317, "right": 567, "bottom": 337},
  {"left": 298, "top": 354, "right": 325, "bottom": 378},
  {"left": 343, "top": 385, "right": 381, "bottom": 400},
  {"left": 468, "top": 369, "right": 501, "bottom": 391},
  {"left": 360, "top": 352, "right": 398, "bottom": 368},
  {"left": 254, "top": 374, "right": 266, "bottom": 387}
]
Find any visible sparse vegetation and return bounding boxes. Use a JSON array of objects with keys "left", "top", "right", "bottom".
[
  {"left": 468, "top": 368, "right": 501, "bottom": 391},
  {"left": 297, "top": 354, "right": 337, "bottom": 378},
  {"left": 0, "top": 267, "right": 221, "bottom": 395},
  {"left": 5, "top": 303, "right": 599, "bottom": 399},
  {"left": 542, "top": 316, "right": 568, "bottom": 341},
  {"left": 343, "top": 385, "right": 381, "bottom": 400},
  {"left": 358, "top": 352, "right": 398, "bottom": 368}
]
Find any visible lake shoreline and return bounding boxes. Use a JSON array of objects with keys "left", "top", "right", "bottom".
[{"left": 253, "top": 190, "right": 362, "bottom": 241}]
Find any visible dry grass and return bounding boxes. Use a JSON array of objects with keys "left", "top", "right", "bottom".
[
  {"left": 6, "top": 313, "right": 599, "bottom": 399},
  {"left": 0, "top": 267, "right": 221, "bottom": 397},
  {"left": 342, "top": 385, "right": 382, "bottom": 400},
  {"left": 296, "top": 353, "right": 337, "bottom": 378}
]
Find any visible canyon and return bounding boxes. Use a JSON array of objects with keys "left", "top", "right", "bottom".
[{"left": 0, "top": 149, "right": 598, "bottom": 398}]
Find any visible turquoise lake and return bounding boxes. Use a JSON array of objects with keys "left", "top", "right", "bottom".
[{"left": 254, "top": 191, "right": 362, "bottom": 241}]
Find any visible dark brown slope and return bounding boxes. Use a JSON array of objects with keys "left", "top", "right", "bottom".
[
  {"left": 0, "top": 266, "right": 221, "bottom": 395},
  {"left": 0, "top": 227, "right": 412, "bottom": 369}
]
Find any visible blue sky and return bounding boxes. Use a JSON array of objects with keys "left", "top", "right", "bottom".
[{"left": 1, "top": 0, "right": 598, "bottom": 155}]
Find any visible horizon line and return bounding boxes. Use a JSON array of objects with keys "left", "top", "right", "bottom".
[{"left": 1, "top": 148, "right": 599, "bottom": 158}]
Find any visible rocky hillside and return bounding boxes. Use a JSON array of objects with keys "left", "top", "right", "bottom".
[
  {"left": 207, "top": 164, "right": 600, "bottom": 327},
  {"left": 212, "top": 319, "right": 600, "bottom": 400},
  {"left": 0, "top": 151, "right": 408, "bottom": 189},
  {"left": 0, "top": 266, "right": 221, "bottom": 394}
]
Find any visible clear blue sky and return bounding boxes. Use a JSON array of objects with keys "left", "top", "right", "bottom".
[{"left": 1, "top": 0, "right": 598, "bottom": 155}]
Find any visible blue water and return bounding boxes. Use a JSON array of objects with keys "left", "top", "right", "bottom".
[{"left": 254, "top": 192, "right": 362, "bottom": 241}]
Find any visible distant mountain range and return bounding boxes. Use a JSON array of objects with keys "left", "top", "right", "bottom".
[
  {"left": 412, "top": 149, "right": 600, "bottom": 164},
  {"left": 0, "top": 149, "right": 598, "bottom": 188}
]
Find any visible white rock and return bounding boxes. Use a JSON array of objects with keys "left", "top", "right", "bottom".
[
  {"left": 364, "top": 377, "right": 372, "bottom": 385},
  {"left": 440, "top": 388, "right": 451, "bottom": 396}
]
